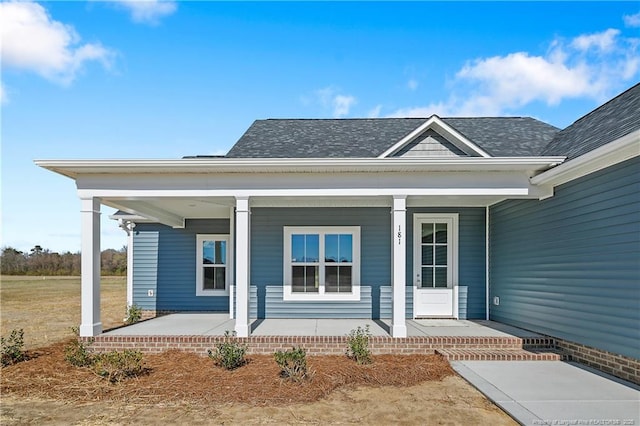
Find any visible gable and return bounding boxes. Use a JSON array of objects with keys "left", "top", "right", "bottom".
[{"left": 391, "top": 128, "right": 469, "bottom": 157}]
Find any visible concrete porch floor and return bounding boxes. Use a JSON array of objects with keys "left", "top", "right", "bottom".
[{"left": 103, "top": 313, "right": 543, "bottom": 338}]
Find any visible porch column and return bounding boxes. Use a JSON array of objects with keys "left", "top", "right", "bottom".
[
  {"left": 234, "top": 197, "right": 250, "bottom": 337},
  {"left": 80, "top": 197, "right": 102, "bottom": 337},
  {"left": 391, "top": 195, "right": 407, "bottom": 337}
]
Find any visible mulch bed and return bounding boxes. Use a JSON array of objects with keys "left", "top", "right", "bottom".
[{"left": 1, "top": 339, "right": 454, "bottom": 406}]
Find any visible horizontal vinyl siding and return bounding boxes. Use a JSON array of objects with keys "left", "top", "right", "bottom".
[
  {"left": 132, "top": 231, "right": 159, "bottom": 310},
  {"left": 133, "top": 219, "right": 230, "bottom": 312},
  {"left": 250, "top": 207, "right": 391, "bottom": 318},
  {"left": 406, "top": 208, "right": 486, "bottom": 319},
  {"left": 490, "top": 156, "right": 640, "bottom": 359}
]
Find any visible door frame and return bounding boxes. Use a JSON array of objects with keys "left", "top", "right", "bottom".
[{"left": 412, "top": 213, "right": 459, "bottom": 319}]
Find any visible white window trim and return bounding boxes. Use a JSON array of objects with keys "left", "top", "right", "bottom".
[
  {"left": 196, "top": 234, "right": 230, "bottom": 296},
  {"left": 283, "top": 226, "right": 361, "bottom": 301}
]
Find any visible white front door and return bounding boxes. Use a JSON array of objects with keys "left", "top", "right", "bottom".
[{"left": 413, "top": 214, "right": 458, "bottom": 318}]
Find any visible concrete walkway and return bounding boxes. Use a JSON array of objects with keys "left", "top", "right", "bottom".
[{"left": 452, "top": 360, "right": 640, "bottom": 425}]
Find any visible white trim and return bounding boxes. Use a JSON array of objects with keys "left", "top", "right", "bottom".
[
  {"left": 283, "top": 226, "right": 361, "bottom": 301},
  {"left": 228, "top": 206, "right": 235, "bottom": 319},
  {"left": 378, "top": 115, "right": 492, "bottom": 158},
  {"left": 127, "top": 227, "right": 134, "bottom": 307},
  {"left": 36, "top": 156, "right": 566, "bottom": 178},
  {"left": 485, "top": 205, "right": 490, "bottom": 321},
  {"left": 79, "top": 197, "right": 102, "bottom": 337},
  {"left": 234, "top": 197, "right": 250, "bottom": 337},
  {"left": 412, "top": 213, "right": 459, "bottom": 319},
  {"left": 391, "top": 196, "right": 407, "bottom": 337},
  {"left": 530, "top": 130, "right": 639, "bottom": 187},
  {"left": 196, "top": 234, "right": 230, "bottom": 296}
]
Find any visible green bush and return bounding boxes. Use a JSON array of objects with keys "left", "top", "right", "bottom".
[
  {"left": 64, "top": 326, "right": 95, "bottom": 367},
  {"left": 346, "top": 325, "right": 372, "bottom": 365},
  {"left": 208, "top": 331, "right": 247, "bottom": 370},
  {"left": 274, "top": 346, "right": 312, "bottom": 382},
  {"left": 1, "top": 328, "right": 26, "bottom": 367},
  {"left": 93, "top": 349, "right": 146, "bottom": 383},
  {"left": 124, "top": 304, "right": 142, "bottom": 325}
]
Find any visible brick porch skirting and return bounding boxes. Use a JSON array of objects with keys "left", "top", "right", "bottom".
[{"left": 81, "top": 335, "right": 524, "bottom": 356}]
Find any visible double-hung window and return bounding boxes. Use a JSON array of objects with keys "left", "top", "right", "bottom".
[
  {"left": 196, "top": 234, "right": 229, "bottom": 296},
  {"left": 283, "top": 226, "right": 360, "bottom": 301}
]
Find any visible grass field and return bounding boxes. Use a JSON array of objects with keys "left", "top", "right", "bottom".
[{"left": 0, "top": 276, "right": 126, "bottom": 349}]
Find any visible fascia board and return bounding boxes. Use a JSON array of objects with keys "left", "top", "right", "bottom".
[
  {"left": 377, "top": 115, "right": 492, "bottom": 158},
  {"left": 36, "top": 156, "right": 565, "bottom": 177},
  {"left": 530, "top": 130, "right": 640, "bottom": 187}
]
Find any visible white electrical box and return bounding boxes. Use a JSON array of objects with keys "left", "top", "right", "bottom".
[
  {"left": 493, "top": 296, "right": 500, "bottom": 306},
  {"left": 148, "top": 289, "right": 154, "bottom": 297}
]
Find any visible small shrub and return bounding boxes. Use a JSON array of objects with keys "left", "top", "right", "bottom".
[
  {"left": 346, "top": 325, "right": 372, "bottom": 365},
  {"left": 1, "top": 328, "right": 26, "bottom": 367},
  {"left": 124, "top": 304, "right": 142, "bottom": 325},
  {"left": 64, "top": 326, "right": 95, "bottom": 367},
  {"left": 274, "top": 346, "right": 312, "bottom": 382},
  {"left": 208, "top": 331, "right": 247, "bottom": 370},
  {"left": 93, "top": 349, "right": 146, "bottom": 383}
]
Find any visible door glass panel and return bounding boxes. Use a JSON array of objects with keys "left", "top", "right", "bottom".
[
  {"left": 422, "top": 246, "right": 433, "bottom": 266},
  {"left": 435, "top": 223, "right": 448, "bottom": 243},
  {"left": 421, "top": 223, "right": 434, "bottom": 243},
  {"left": 434, "top": 267, "right": 447, "bottom": 288},
  {"left": 435, "top": 245, "right": 447, "bottom": 265},
  {"left": 421, "top": 267, "right": 433, "bottom": 288}
]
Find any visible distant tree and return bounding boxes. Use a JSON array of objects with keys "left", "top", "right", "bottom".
[{"left": 0, "top": 246, "right": 126, "bottom": 276}]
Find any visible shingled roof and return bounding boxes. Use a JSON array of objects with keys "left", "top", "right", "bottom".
[
  {"left": 225, "top": 117, "right": 560, "bottom": 158},
  {"left": 541, "top": 83, "right": 640, "bottom": 160}
]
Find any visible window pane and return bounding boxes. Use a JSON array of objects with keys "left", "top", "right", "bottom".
[
  {"left": 203, "top": 268, "right": 215, "bottom": 290},
  {"left": 291, "top": 235, "right": 305, "bottom": 263},
  {"left": 422, "top": 246, "right": 433, "bottom": 266},
  {"left": 435, "top": 223, "right": 448, "bottom": 243},
  {"left": 292, "top": 265, "right": 319, "bottom": 293},
  {"left": 421, "top": 267, "right": 433, "bottom": 288},
  {"left": 203, "top": 240, "right": 226, "bottom": 265},
  {"left": 435, "top": 245, "right": 447, "bottom": 266},
  {"left": 325, "top": 234, "right": 338, "bottom": 263},
  {"left": 326, "top": 265, "right": 338, "bottom": 291},
  {"left": 435, "top": 267, "right": 448, "bottom": 288},
  {"left": 214, "top": 267, "right": 226, "bottom": 290},
  {"left": 305, "top": 235, "right": 319, "bottom": 262},
  {"left": 421, "top": 223, "right": 434, "bottom": 243},
  {"left": 326, "top": 266, "right": 352, "bottom": 292},
  {"left": 339, "top": 234, "right": 352, "bottom": 263}
]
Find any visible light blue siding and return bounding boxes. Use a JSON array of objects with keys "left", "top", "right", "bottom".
[
  {"left": 133, "top": 219, "right": 230, "bottom": 312},
  {"left": 405, "top": 208, "right": 486, "bottom": 319},
  {"left": 490, "top": 157, "right": 640, "bottom": 359}
]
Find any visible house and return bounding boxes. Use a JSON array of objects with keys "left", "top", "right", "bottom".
[{"left": 36, "top": 83, "right": 639, "bottom": 381}]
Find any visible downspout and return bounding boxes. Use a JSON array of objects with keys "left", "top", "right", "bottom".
[{"left": 485, "top": 206, "right": 490, "bottom": 321}]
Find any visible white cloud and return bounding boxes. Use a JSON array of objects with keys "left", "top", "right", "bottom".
[
  {"left": 367, "top": 104, "right": 383, "bottom": 118},
  {"left": 571, "top": 28, "right": 620, "bottom": 53},
  {"left": 112, "top": 0, "right": 177, "bottom": 25},
  {"left": 624, "top": 12, "right": 640, "bottom": 28},
  {"left": 407, "top": 79, "right": 419, "bottom": 91},
  {"left": 0, "top": 1, "right": 113, "bottom": 85},
  {"left": 387, "top": 27, "right": 639, "bottom": 117},
  {"left": 315, "top": 86, "right": 357, "bottom": 117}
]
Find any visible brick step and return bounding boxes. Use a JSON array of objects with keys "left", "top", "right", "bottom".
[{"left": 436, "top": 348, "right": 564, "bottom": 361}]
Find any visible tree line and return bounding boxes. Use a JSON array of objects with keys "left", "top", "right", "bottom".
[{"left": 0, "top": 245, "right": 127, "bottom": 276}]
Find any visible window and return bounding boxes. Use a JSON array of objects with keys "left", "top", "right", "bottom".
[
  {"left": 196, "top": 234, "right": 229, "bottom": 296},
  {"left": 284, "top": 227, "right": 360, "bottom": 301}
]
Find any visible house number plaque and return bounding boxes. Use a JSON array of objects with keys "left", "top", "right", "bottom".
[{"left": 397, "top": 226, "right": 402, "bottom": 245}]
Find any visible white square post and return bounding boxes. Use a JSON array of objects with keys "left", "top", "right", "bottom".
[
  {"left": 234, "top": 197, "right": 250, "bottom": 337},
  {"left": 80, "top": 197, "right": 102, "bottom": 337},
  {"left": 391, "top": 195, "right": 407, "bottom": 337}
]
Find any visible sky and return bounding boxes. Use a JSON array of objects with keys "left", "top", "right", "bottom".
[{"left": 1, "top": 1, "right": 639, "bottom": 254}]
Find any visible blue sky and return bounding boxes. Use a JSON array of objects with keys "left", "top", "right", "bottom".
[{"left": 1, "top": 1, "right": 639, "bottom": 253}]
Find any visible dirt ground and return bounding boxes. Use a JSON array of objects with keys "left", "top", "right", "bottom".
[{"left": 0, "top": 276, "right": 517, "bottom": 425}]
